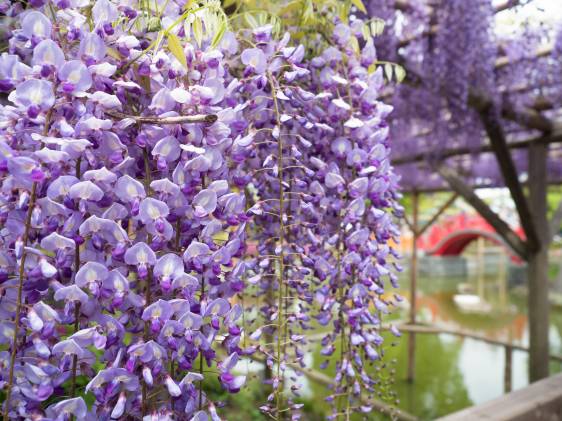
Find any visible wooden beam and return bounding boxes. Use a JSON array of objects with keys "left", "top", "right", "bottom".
[
  {"left": 495, "top": 43, "right": 553, "bottom": 69},
  {"left": 417, "top": 193, "right": 458, "bottom": 237},
  {"left": 436, "top": 165, "right": 529, "bottom": 260},
  {"left": 395, "top": 324, "right": 562, "bottom": 362},
  {"left": 439, "top": 372, "right": 562, "bottom": 421},
  {"left": 399, "top": 64, "right": 555, "bottom": 135},
  {"left": 472, "top": 98, "right": 540, "bottom": 253},
  {"left": 392, "top": 132, "right": 562, "bottom": 166},
  {"left": 499, "top": 103, "right": 553, "bottom": 133},
  {"left": 396, "top": 0, "right": 528, "bottom": 47},
  {"left": 403, "top": 213, "right": 415, "bottom": 233}
]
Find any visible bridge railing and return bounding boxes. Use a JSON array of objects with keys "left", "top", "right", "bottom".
[{"left": 437, "top": 371, "right": 562, "bottom": 420}]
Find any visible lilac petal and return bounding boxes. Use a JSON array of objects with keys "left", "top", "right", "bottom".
[
  {"left": 142, "top": 366, "right": 153, "bottom": 387},
  {"left": 14, "top": 79, "right": 55, "bottom": 111},
  {"left": 208, "top": 180, "right": 229, "bottom": 197},
  {"left": 349, "top": 177, "right": 369, "bottom": 198},
  {"left": 221, "top": 352, "right": 239, "bottom": 371},
  {"left": 32, "top": 39, "right": 65, "bottom": 68},
  {"left": 178, "top": 311, "right": 202, "bottom": 330},
  {"left": 33, "top": 301, "right": 60, "bottom": 324},
  {"left": 331, "top": 137, "right": 351, "bottom": 158},
  {"left": 183, "top": 241, "right": 210, "bottom": 261},
  {"left": 102, "top": 203, "right": 128, "bottom": 220},
  {"left": 69, "top": 181, "right": 104, "bottom": 201},
  {"left": 154, "top": 253, "right": 184, "bottom": 279},
  {"left": 171, "top": 273, "right": 198, "bottom": 290},
  {"left": 104, "top": 269, "right": 130, "bottom": 293},
  {"left": 111, "top": 392, "right": 126, "bottom": 419},
  {"left": 92, "top": 0, "right": 119, "bottom": 25},
  {"left": 40, "top": 259, "right": 57, "bottom": 277},
  {"left": 150, "top": 178, "right": 180, "bottom": 196},
  {"left": 152, "top": 135, "right": 180, "bottom": 162},
  {"left": 75, "top": 262, "right": 108, "bottom": 289},
  {"left": 21, "top": 11, "right": 52, "bottom": 39},
  {"left": 181, "top": 372, "right": 204, "bottom": 385},
  {"left": 193, "top": 189, "right": 217, "bottom": 217},
  {"left": 79, "top": 32, "right": 107, "bottom": 61},
  {"left": 204, "top": 298, "right": 230, "bottom": 317},
  {"left": 40, "top": 232, "right": 75, "bottom": 251},
  {"left": 142, "top": 299, "right": 173, "bottom": 321},
  {"left": 124, "top": 242, "right": 157, "bottom": 266},
  {"left": 46, "top": 397, "right": 87, "bottom": 419},
  {"left": 52, "top": 339, "right": 85, "bottom": 357},
  {"left": 325, "top": 172, "right": 345, "bottom": 189},
  {"left": 241, "top": 48, "right": 267, "bottom": 74},
  {"left": 165, "top": 376, "right": 181, "bottom": 397},
  {"left": 115, "top": 175, "right": 146, "bottom": 201},
  {"left": 69, "top": 327, "right": 106, "bottom": 350},
  {"left": 83, "top": 167, "right": 117, "bottom": 184},
  {"left": 46, "top": 175, "right": 79, "bottom": 199},
  {"left": 90, "top": 91, "right": 121, "bottom": 109},
  {"left": 190, "top": 411, "right": 208, "bottom": 421},
  {"left": 58, "top": 60, "right": 92, "bottom": 93},
  {"left": 139, "top": 198, "right": 169, "bottom": 223},
  {"left": 54, "top": 285, "right": 88, "bottom": 304},
  {"left": 34, "top": 148, "right": 70, "bottom": 163}
]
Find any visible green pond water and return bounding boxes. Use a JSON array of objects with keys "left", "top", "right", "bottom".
[{"left": 227, "top": 252, "right": 562, "bottom": 420}]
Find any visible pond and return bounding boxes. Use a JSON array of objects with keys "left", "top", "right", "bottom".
[{"left": 228, "top": 250, "right": 562, "bottom": 420}]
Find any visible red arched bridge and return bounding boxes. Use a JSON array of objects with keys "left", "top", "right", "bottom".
[{"left": 417, "top": 213, "right": 525, "bottom": 261}]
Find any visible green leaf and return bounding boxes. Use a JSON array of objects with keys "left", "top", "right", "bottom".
[
  {"left": 193, "top": 17, "right": 203, "bottom": 47},
  {"left": 350, "top": 36, "right": 360, "bottom": 55},
  {"left": 395, "top": 65, "right": 406, "bottom": 83},
  {"left": 384, "top": 63, "right": 393, "bottom": 82},
  {"left": 243, "top": 12, "right": 259, "bottom": 28},
  {"left": 351, "top": 0, "right": 367, "bottom": 14},
  {"left": 211, "top": 21, "right": 227, "bottom": 48},
  {"left": 370, "top": 18, "right": 385, "bottom": 36},
  {"left": 167, "top": 33, "right": 187, "bottom": 69}
]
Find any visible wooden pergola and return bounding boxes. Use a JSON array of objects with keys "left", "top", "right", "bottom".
[{"left": 383, "top": 0, "right": 562, "bottom": 384}]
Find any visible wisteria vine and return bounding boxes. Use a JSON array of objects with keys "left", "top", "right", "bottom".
[{"left": 0, "top": 1, "right": 402, "bottom": 420}]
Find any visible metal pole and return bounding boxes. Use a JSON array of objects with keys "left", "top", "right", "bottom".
[{"left": 407, "top": 191, "right": 419, "bottom": 383}]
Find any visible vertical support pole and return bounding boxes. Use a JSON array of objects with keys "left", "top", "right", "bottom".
[
  {"left": 477, "top": 237, "right": 485, "bottom": 298},
  {"left": 504, "top": 345, "right": 513, "bottom": 393},
  {"left": 498, "top": 253, "right": 507, "bottom": 310},
  {"left": 407, "top": 191, "right": 419, "bottom": 383},
  {"left": 528, "top": 142, "right": 550, "bottom": 382}
]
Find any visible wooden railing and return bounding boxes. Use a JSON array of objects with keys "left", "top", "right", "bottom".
[{"left": 437, "top": 371, "right": 562, "bottom": 420}]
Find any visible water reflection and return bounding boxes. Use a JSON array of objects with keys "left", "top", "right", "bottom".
[
  {"left": 232, "top": 251, "right": 562, "bottom": 419},
  {"left": 386, "top": 251, "right": 562, "bottom": 419}
]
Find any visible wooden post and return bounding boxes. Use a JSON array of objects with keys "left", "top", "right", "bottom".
[
  {"left": 477, "top": 237, "right": 485, "bottom": 298},
  {"left": 407, "top": 191, "right": 419, "bottom": 383},
  {"left": 504, "top": 345, "right": 513, "bottom": 393},
  {"left": 528, "top": 142, "right": 550, "bottom": 382}
]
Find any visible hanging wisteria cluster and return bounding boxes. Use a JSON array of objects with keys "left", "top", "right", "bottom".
[
  {"left": 0, "top": 0, "right": 402, "bottom": 420},
  {"left": 364, "top": 0, "right": 562, "bottom": 192}
]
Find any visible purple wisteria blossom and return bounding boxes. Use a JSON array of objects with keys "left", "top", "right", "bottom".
[{"left": 0, "top": 2, "right": 400, "bottom": 420}]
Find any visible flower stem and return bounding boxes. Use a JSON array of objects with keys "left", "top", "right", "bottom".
[
  {"left": 3, "top": 109, "right": 52, "bottom": 421},
  {"left": 198, "top": 276, "right": 205, "bottom": 410},
  {"left": 267, "top": 71, "right": 286, "bottom": 420},
  {"left": 3, "top": 182, "right": 38, "bottom": 421},
  {"left": 70, "top": 157, "right": 82, "bottom": 401},
  {"left": 142, "top": 146, "right": 153, "bottom": 417}
]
